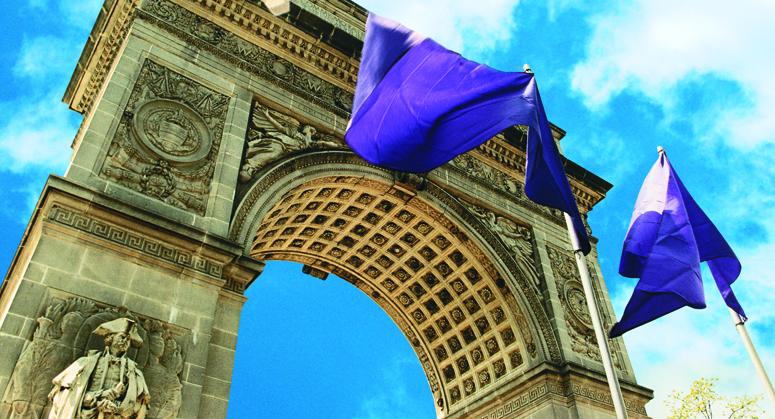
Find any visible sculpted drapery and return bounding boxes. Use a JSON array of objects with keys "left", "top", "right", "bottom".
[{"left": 47, "top": 318, "right": 150, "bottom": 419}]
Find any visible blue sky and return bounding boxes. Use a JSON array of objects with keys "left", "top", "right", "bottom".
[{"left": 1, "top": 0, "right": 774, "bottom": 418}]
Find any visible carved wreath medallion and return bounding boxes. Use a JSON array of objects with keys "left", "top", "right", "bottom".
[
  {"left": 132, "top": 99, "right": 212, "bottom": 165},
  {"left": 99, "top": 59, "right": 229, "bottom": 215}
]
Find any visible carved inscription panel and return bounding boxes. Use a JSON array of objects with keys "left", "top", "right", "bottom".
[{"left": 99, "top": 59, "right": 229, "bottom": 215}]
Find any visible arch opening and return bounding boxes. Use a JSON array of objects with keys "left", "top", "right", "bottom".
[
  {"left": 241, "top": 174, "right": 543, "bottom": 415},
  {"left": 228, "top": 260, "right": 437, "bottom": 418}
]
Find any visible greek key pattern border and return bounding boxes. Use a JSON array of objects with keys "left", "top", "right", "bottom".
[
  {"left": 47, "top": 205, "right": 223, "bottom": 280},
  {"left": 478, "top": 380, "right": 648, "bottom": 418}
]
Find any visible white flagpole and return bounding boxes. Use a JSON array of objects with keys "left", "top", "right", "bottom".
[
  {"left": 729, "top": 308, "right": 775, "bottom": 409},
  {"left": 564, "top": 213, "right": 629, "bottom": 419}
]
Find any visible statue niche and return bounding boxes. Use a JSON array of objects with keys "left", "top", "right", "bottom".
[
  {"left": 48, "top": 318, "right": 150, "bottom": 419},
  {"left": 1, "top": 298, "right": 186, "bottom": 419}
]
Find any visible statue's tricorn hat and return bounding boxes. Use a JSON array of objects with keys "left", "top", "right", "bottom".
[{"left": 94, "top": 318, "right": 143, "bottom": 346}]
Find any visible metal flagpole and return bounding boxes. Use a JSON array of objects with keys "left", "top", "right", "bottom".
[
  {"left": 564, "top": 213, "right": 629, "bottom": 419},
  {"left": 729, "top": 308, "right": 775, "bottom": 409}
]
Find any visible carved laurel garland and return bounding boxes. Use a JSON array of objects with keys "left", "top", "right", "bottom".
[{"left": 545, "top": 244, "right": 627, "bottom": 371}]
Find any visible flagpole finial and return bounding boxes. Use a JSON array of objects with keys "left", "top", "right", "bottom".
[
  {"left": 523, "top": 64, "right": 533, "bottom": 73},
  {"left": 657, "top": 145, "right": 665, "bottom": 154}
]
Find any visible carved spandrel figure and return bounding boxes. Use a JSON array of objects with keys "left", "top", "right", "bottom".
[
  {"left": 239, "top": 104, "right": 341, "bottom": 182},
  {"left": 467, "top": 205, "right": 541, "bottom": 289},
  {"left": 47, "top": 318, "right": 150, "bottom": 419}
]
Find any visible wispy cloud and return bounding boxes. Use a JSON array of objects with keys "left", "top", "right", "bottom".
[
  {"left": 353, "top": 355, "right": 435, "bottom": 419},
  {"left": 59, "top": 1, "right": 102, "bottom": 30},
  {"left": 570, "top": 0, "right": 775, "bottom": 149},
  {"left": 614, "top": 264, "right": 775, "bottom": 418},
  {"left": 0, "top": 93, "right": 77, "bottom": 173},
  {"left": 13, "top": 35, "right": 81, "bottom": 81},
  {"left": 568, "top": 2, "right": 775, "bottom": 415},
  {"left": 25, "top": 0, "right": 102, "bottom": 30},
  {"left": 359, "top": 0, "right": 522, "bottom": 58},
  {"left": 0, "top": 0, "right": 97, "bottom": 219}
]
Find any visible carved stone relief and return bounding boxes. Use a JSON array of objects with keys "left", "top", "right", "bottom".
[
  {"left": 99, "top": 59, "right": 229, "bottom": 215},
  {"left": 1, "top": 297, "right": 187, "bottom": 419},
  {"left": 546, "top": 245, "right": 625, "bottom": 370},
  {"left": 238, "top": 99, "right": 344, "bottom": 183},
  {"left": 461, "top": 203, "right": 542, "bottom": 291},
  {"left": 476, "top": 378, "right": 648, "bottom": 419},
  {"left": 48, "top": 317, "right": 150, "bottom": 419},
  {"left": 139, "top": 0, "right": 354, "bottom": 117},
  {"left": 448, "top": 153, "right": 565, "bottom": 225}
]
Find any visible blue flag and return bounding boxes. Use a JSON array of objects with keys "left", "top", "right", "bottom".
[
  {"left": 346, "top": 13, "right": 590, "bottom": 254},
  {"left": 610, "top": 151, "right": 746, "bottom": 337}
]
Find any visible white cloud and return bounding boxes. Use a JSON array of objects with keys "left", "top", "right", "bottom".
[
  {"left": 0, "top": 93, "right": 78, "bottom": 173},
  {"left": 59, "top": 1, "right": 103, "bottom": 30},
  {"left": 570, "top": 0, "right": 775, "bottom": 148},
  {"left": 25, "top": 0, "right": 103, "bottom": 29},
  {"left": 546, "top": 0, "right": 581, "bottom": 22},
  {"left": 13, "top": 36, "right": 81, "bottom": 80},
  {"left": 358, "top": 0, "right": 522, "bottom": 56},
  {"left": 353, "top": 356, "right": 435, "bottom": 419},
  {"left": 617, "top": 291, "right": 773, "bottom": 417},
  {"left": 2, "top": 7, "right": 93, "bottom": 175}
]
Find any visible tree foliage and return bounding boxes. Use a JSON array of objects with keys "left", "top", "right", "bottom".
[{"left": 666, "top": 378, "right": 764, "bottom": 419}]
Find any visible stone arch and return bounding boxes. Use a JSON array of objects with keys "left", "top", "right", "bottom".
[{"left": 231, "top": 151, "right": 562, "bottom": 416}]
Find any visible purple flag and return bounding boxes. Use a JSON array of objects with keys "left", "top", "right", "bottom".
[
  {"left": 610, "top": 151, "right": 746, "bottom": 337},
  {"left": 346, "top": 13, "right": 590, "bottom": 254}
]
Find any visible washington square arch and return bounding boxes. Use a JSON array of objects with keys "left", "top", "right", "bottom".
[{"left": 0, "top": 0, "right": 654, "bottom": 418}]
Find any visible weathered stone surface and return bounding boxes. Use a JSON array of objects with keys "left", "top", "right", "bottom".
[
  {"left": 99, "top": 59, "right": 230, "bottom": 216},
  {"left": 1, "top": 299, "right": 184, "bottom": 419}
]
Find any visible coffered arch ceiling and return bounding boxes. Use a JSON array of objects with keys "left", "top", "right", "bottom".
[{"left": 230, "top": 151, "right": 562, "bottom": 415}]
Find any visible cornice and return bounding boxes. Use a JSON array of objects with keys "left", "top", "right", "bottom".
[
  {"left": 63, "top": 0, "right": 611, "bottom": 210},
  {"left": 286, "top": 0, "right": 367, "bottom": 39},
  {"left": 183, "top": 0, "right": 359, "bottom": 89},
  {"left": 63, "top": 0, "right": 140, "bottom": 114},
  {"left": 64, "top": 0, "right": 360, "bottom": 116},
  {"left": 472, "top": 134, "right": 610, "bottom": 212}
]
